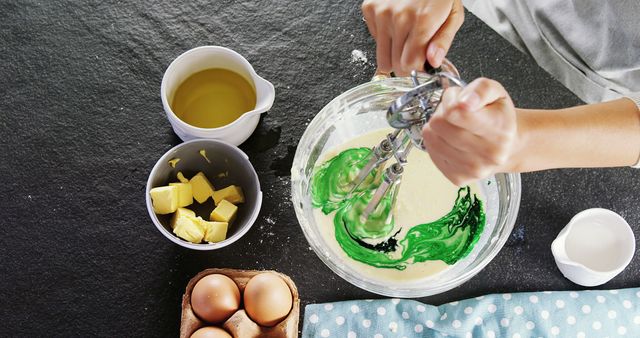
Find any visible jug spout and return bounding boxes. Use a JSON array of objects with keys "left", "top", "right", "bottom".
[
  {"left": 550, "top": 219, "right": 575, "bottom": 265},
  {"left": 253, "top": 75, "right": 275, "bottom": 113},
  {"left": 551, "top": 236, "right": 571, "bottom": 265}
]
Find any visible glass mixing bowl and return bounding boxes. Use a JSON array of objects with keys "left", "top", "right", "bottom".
[{"left": 291, "top": 69, "right": 521, "bottom": 298}]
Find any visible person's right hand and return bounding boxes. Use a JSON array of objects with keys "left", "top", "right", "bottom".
[
  {"left": 422, "top": 78, "right": 521, "bottom": 186},
  {"left": 361, "top": 0, "right": 464, "bottom": 75}
]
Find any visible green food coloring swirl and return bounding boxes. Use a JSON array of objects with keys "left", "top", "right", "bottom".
[
  {"left": 311, "top": 147, "right": 486, "bottom": 270},
  {"left": 311, "top": 147, "right": 379, "bottom": 214}
]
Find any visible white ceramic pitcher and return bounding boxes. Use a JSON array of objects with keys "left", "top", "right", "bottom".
[
  {"left": 161, "top": 46, "right": 275, "bottom": 145},
  {"left": 551, "top": 208, "right": 635, "bottom": 286}
]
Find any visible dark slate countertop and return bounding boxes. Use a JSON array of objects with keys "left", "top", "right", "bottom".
[{"left": 1, "top": 1, "right": 638, "bottom": 337}]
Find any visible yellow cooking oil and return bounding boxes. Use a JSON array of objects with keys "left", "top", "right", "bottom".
[{"left": 171, "top": 68, "right": 256, "bottom": 128}]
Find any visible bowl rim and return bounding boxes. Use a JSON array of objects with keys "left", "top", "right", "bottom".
[
  {"left": 291, "top": 78, "right": 522, "bottom": 297},
  {"left": 146, "top": 138, "right": 263, "bottom": 250}
]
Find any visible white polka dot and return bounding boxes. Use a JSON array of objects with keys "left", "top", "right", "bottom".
[
  {"left": 324, "top": 304, "right": 333, "bottom": 311},
  {"left": 416, "top": 305, "right": 426, "bottom": 312},
  {"left": 309, "top": 314, "right": 319, "bottom": 323},
  {"left": 464, "top": 306, "right": 473, "bottom": 314},
  {"left": 570, "top": 291, "right": 579, "bottom": 298},
  {"left": 466, "top": 333, "right": 472, "bottom": 338},
  {"left": 452, "top": 320, "right": 462, "bottom": 328},
  {"left": 543, "top": 291, "right": 553, "bottom": 294},
  {"left": 426, "top": 320, "right": 434, "bottom": 328},
  {"left": 336, "top": 316, "right": 345, "bottom": 325},
  {"left": 610, "top": 290, "right": 619, "bottom": 294},
  {"left": 617, "top": 326, "right": 627, "bottom": 335},
  {"left": 529, "top": 295, "right": 539, "bottom": 303},
  {"left": 513, "top": 334, "right": 521, "bottom": 338},
  {"left": 577, "top": 332, "right": 586, "bottom": 338},
  {"left": 514, "top": 306, "right": 524, "bottom": 315},
  {"left": 567, "top": 316, "right": 576, "bottom": 325},
  {"left": 351, "top": 305, "right": 360, "bottom": 313},
  {"left": 596, "top": 295, "right": 606, "bottom": 303},
  {"left": 450, "top": 301, "right": 459, "bottom": 306},
  {"left": 348, "top": 332, "right": 357, "bottom": 338},
  {"left": 440, "top": 313, "right": 448, "bottom": 320},
  {"left": 365, "top": 299, "right": 373, "bottom": 302},
  {"left": 475, "top": 296, "right": 485, "bottom": 300},
  {"left": 582, "top": 305, "right": 591, "bottom": 314},
  {"left": 475, "top": 317, "right": 483, "bottom": 325},
  {"left": 608, "top": 310, "right": 617, "bottom": 319},
  {"left": 526, "top": 321, "right": 535, "bottom": 330},
  {"left": 636, "top": 291, "right": 640, "bottom": 298},
  {"left": 500, "top": 318, "right": 510, "bottom": 327},
  {"left": 373, "top": 334, "right": 383, "bottom": 338},
  {"left": 321, "top": 329, "right": 330, "bottom": 337},
  {"left": 362, "top": 319, "right": 371, "bottom": 328},
  {"left": 414, "top": 324, "right": 423, "bottom": 333},
  {"left": 487, "top": 304, "right": 497, "bottom": 313},
  {"left": 391, "top": 298, "right": 400, "bottom": 305},
  {"left": 503, "top": 293, "right": 512, "bottom": 300},
  {"left": 623, "top": 300, "right": 633, "bottom": 309},
  {"left": 389, "top": 322, "right": 398, "bottom": 332},
  {"left": 541, "top": 310, "right": 550, "bottom": 319},
  {"left": 487, "top": 330, "right": 496, "bottom": 338},
  {"left": 635, "top": 316, "right": 640, "bottom": 324},
  {"left": 555, "top": 300, "right": 565, "bottom": 309},
  {"left": 593, "top": 321, "right": 602, "bottom": 330},
  {"left": 402, "top": 311, "right": 409, "bottom": 319},
  {"left": 377, "top": 307, "right": 386, "bottom": 316},
  {"left": 551, "top": 326, "right": 560, "bottom": 336}
]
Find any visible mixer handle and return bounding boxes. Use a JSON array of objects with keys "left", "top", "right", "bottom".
[{"left": 386, "top": 68, "right": 467, "bottom": 150}]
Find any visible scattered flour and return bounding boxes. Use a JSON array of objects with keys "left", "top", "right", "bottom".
[
  {"left": 350, "top": 49, "right": 368, "bottom": 64},
  {"left": 264, "top": 215, "right": 276, "bottom": 225}
]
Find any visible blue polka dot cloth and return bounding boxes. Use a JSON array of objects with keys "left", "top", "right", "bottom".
[{"left": 302, "top": 288, "right": 640, "bottom": 337}]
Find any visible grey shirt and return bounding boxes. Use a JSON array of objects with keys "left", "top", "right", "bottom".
[{"left": 463, "top": 0, "right": 640, "bottom": 103}]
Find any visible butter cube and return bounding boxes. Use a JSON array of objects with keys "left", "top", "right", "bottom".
[
  {"left": 195, "top": 218, "right": 229, "bottom": 243},
  {"left": 210, "top": 199, "right": 238, "bottom": 223},
  {"left": 190, "top": 172, "right": 215, "bottom": 204},
  {"left": 212, "top": 185, "right": 245, "bottom": 205},
  {"left": 169, "top": 182, "right": 193, "bottom": 207},
  {"left": 171, "top": 207, "right": 196, "bottom": 229},
  {"left": 173, "top": 214, "right": 205, "bottom": 243},
  {"left": 149, "top": 186, "right": 178, "bottom": 214}
]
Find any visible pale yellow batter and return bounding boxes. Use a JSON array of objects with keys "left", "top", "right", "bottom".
[{"left": 313, "top": 129, "right": 481, "bottom": 282}]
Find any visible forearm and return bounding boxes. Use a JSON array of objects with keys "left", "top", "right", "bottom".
[{"left": 509, "top": 98, "right": 640, "bottom": 172}]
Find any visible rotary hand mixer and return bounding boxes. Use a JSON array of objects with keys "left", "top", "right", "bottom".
[{"left": 348, "top": 68, "right": 467, "bottom": 224}]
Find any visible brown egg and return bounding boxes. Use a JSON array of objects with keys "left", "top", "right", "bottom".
[
  {"left": 191, "top": 274, "right": 241, "bottom": 323},
  {"left": 190, "top": 326, "right": 232, "bottom": 338},
  {"left": 243, "top": 273, "right": 293, "bottom": 327}
]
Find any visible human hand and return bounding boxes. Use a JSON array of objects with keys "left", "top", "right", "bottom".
[
  {"left": 422, "top": 78, "right": 522, "bottom": 186},
  {"left": 361, "top": 0, "right": 464, "bottom": 75}
]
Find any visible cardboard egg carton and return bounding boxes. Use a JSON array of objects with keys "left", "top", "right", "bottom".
[{"left": 180, "top": 268, "right": 300, "bottom": 338}]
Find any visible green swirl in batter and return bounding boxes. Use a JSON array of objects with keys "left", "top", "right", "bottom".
[{"left": 311, "top": 147, "right": 486, "bottom": 270}]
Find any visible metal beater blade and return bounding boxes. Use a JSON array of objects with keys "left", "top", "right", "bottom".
[{"left": 354, "top": 68, "right": 467, "bottom": 225}]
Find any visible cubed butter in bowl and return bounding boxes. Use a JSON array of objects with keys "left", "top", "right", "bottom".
[
  {"left": 149, "top": 185, "right": 179, "bottom": 214},
  {"left": 146, "top": 139, "right": 262, "bottom": 250}
]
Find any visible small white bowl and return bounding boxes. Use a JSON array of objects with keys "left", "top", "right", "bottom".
[
  {"left": 146, "top": 139, "right": 262, "bottom": 250},
  {"left": 551, "top": 208, "right": 635, "bottom": 286},
  {"left": 161, "top": 46, "right": 275, "bottom": 146}
]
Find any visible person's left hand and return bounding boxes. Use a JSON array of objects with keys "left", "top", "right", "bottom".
[{"left": 361, "top": 0, "right": 464, "bottom": 75}]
